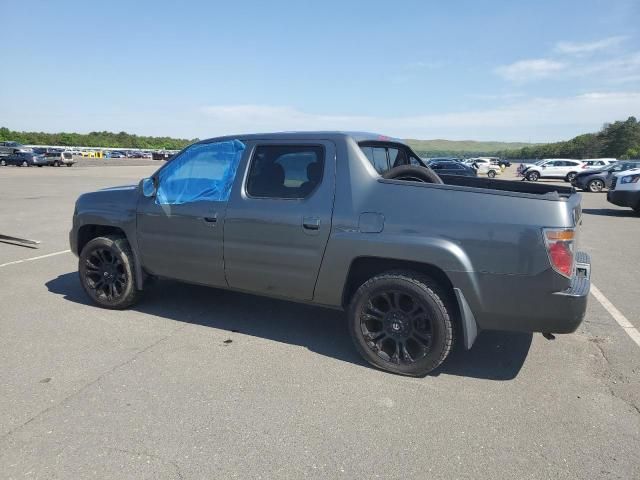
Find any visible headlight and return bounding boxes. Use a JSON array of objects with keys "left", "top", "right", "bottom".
[{"left": 621, "top": 174, "right": 640, "bottom": 184}]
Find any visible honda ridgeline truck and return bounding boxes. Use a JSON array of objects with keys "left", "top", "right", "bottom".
[{"left": 70, "top": 132, "right": 591, "bottom": 376}]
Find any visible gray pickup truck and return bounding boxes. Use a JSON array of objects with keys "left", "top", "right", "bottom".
[{"left": 70, "top": 132, "right": 591, "bottom": 376}]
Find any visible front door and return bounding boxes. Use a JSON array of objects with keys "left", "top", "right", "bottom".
[
  {"left": 224, "top": 141, "right": 336, "bottom": 301},
  {"left": 136, "top": 140, "right": 246, "bottom": 287}
]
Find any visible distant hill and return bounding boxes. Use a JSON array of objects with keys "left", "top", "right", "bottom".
[
  {"left": 405, "top": 139, "right": 537, "bottom": 157},
  {"left": 497, "top": 116, "right": 640, "bottom": 160}
]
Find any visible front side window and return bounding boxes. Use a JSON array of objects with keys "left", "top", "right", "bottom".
[
  {"left": 246, "top": 145, "right": 324, "bottom": 199},
  {"left": 155, "top": 140, "right": 245, "bottom": 205}
]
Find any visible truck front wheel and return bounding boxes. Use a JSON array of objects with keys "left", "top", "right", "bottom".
[
  {"left": 79, "top": 235, "right": 141, "bottom": 309},
  {"left": 348, "top": 272, "right": 454, "bottom": 376}
]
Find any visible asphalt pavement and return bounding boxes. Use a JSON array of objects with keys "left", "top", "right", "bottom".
[{"left": 0, "top": 164, "right": 638, "bottom": 479}]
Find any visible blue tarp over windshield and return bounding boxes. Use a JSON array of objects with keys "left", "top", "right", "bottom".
[{"left": 156, "top": 140, "right": 245, "bottom": 205}]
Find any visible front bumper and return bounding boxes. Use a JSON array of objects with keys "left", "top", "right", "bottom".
[{"left": 607, "top": 190, "right": 640, "bottom": 208}]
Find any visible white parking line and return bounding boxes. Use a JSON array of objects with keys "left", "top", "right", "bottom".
[
  {"left": 591, "top": 283, "right": 640, "bottom": 348},
  {"left": 0, "top": 250, "right": 71, "bottom": 268}
]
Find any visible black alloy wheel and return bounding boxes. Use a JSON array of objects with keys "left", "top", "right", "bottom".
[
  {"left": 79, "top": 235, "right": 141, "bottom": 309},
  {"left": 348, "top": 272, "right": 453, "bottom": 376},
  {"left": 360, "top": 290, "right": 434, "bottom": 365},
  {"left": 83, "top": 247, "right": 128, "bottom": 302}
]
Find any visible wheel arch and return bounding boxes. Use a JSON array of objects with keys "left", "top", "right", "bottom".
[
  {"left": 341, "top": 257, "right": 455, "bottom": 309},
  {"left": 340, "top": 256, "right": 479, "bottom": 349},
  {"left": 76, "top": 223, "right": 145, "bottom": 290}
]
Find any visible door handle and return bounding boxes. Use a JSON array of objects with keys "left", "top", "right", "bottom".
[
  {"left": 302, "top": 217, "right": 320, "bottom": 230},
  {"left": 203, "top": 213, "right": 218, "bottom": 225}
]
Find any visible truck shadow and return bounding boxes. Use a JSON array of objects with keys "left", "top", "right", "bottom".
[
  {"left": 46, "top": 272, "right": 531, "bottom": 381},
  {"left": 582, "top": 208, "right": 637, "bottom": 217}
]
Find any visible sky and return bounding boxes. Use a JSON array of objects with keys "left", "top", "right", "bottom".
[{"left": 1, "top": 0, "right": 639, "bottom": 142}]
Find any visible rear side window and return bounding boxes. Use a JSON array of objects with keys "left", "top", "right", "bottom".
[
  {"left": 360, "top": 146, "right": 388, "bottom": 173},
  {"left": 359, "top": 143, "right": 424, "bottom": 173},
  {"left": 247, "top": 145, "right": 325, "bottom": 199}
]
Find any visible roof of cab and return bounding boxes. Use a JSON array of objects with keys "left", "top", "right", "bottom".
[{"left": 197, "top": 131, "right": 405, "bottom": 145}]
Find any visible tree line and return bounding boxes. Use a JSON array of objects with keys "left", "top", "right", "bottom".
[
  {"left": 2, "top": 116, "right": 640, "bottom": 158},
  {"left": 0, "top": 127, "right": 196, "bottom": 150},
  {"left": 498, "top": 117, "right": 640, "bottom": 160}
]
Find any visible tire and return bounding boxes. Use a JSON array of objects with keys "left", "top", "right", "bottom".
[
  {"left": 565, "top": 172, "right": 577, "bottom": 182},
  {"left": 526, "top": 171, "right": 540, "bottom": 181},
  {"left": 382, "top": 165, "right": 443, "bottom": 184},
  {"left": 348, "top": 271, "right": 454, "bottom": 376},
  {"left": 0, "top": 159, "right": 5, "bottom": 166},
  {"left": 53, "top": 161, "right": 60, "bottom": 167},
  {"left": 79, "top": 235, "right": 141, "bottom": 309},
  {"left": 587, "top": 179, "right": 605, "bottom": 192},
  {"left": 22, "top": 160, "right": 29, "bottom": 167},
  {"left": 66, "top": 163, "right": 73, "bottom": 167},
  {"left": 487, "top": 170, "right": 496, "bottom": 179}
]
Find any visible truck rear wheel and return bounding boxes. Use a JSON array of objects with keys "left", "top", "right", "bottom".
[
  {"left": 79, "top": 235, "right": 141, "bottom": 310},
  {"left": 348, "top": 272, "right": 454, "bottom": 376}
]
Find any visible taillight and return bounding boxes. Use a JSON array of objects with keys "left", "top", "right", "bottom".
[{"left": 543, "top": 228, "right": 575, "bottom": 277}]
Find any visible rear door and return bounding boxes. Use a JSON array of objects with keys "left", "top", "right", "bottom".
[
  {"left": 224, "top": 140, "right": 336, "bottom": 301},
  {"left": 542, "top": 160, "right": 561, "bottom": 177}
]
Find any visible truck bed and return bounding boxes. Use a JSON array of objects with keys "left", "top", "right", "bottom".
[{"left": 438, "top": 174, "right": 576, "bottom": 198}]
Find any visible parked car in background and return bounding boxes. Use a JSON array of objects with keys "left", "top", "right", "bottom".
[
  {"left": 581, "top": 158, "right": 617, "bottom": 170},
  {"left": 607, "top": 168, "right": 640, "bottom": 214},
  {"left": 520, "top": 159, "right": 584, "bottom": 182},
  {"left": 468, "top": 158, "right": 501, "bottom": 178},
  {"left": 427, "top": 159, "right": 477, "bottom": 177},
  {"left": 108, "top": 151, "right": 127, "bottom": 158},
  {"left": 0, "top": 151, "right": 50, "bottom": 167},
  {"left": 471, "top": 156, "right": 510, "bottom": 169},
  {"left": 572, "top": 160, "right": 640, "bottom": 192},
  {"left": 0, "top": 141, "right": 32, "bottom": 157},
  {"left": 44, "top": 151, "right": 76, "bottom": 167},
  {"left": 152, "top": 150, "right": 174, "bottom": 161}
]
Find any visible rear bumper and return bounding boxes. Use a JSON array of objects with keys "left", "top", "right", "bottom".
[
  {"left": 607, "top": 190, "right": 640, "bottom": 208},
  {"left": 450, "top": 252, "right": 591, "bottom": 335}
]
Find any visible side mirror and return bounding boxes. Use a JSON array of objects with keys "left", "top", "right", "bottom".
[
  {"left": 541, "top": 165, "right": 547, "bottom": 169},
  {"left": 141, "top": 177, "right": 156, "bottom": 198}
]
